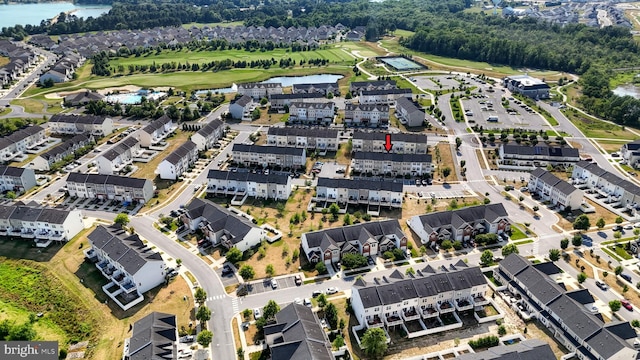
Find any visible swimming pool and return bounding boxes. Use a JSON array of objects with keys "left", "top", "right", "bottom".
[{"left": 105, "top": 91, "right": 167, "bottom": 104}]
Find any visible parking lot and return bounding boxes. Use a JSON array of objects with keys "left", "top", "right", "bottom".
[
  {"left": 461, "top": 93, "right": 550, "bottom": 131},
  {"left": 413, "top": 75, "right": 463, "bottom": 91},
  {"left": 243, "top": 275, "right": 300, "bottom": 295},
  {"left": 215, "top": 266, "right": 240, "bottom": 288},
  {"left": 318, "top": 161, "right": 346, "bottom": 179}
]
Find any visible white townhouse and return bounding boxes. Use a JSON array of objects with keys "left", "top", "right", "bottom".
[
  {"left": 0, "top": 202, "right": 84, "bottom": 246},
  {"left": 84, "top": 225, "right": 167, "bottom": 311},
  {"left": 207, "top": 170, "right": 292, "bottom": 201},
  {"left": 350, "top": 80, "right": 397, "bottom": 94},
  {"left": 0, "top": 126, "right": 47, "bottom": 162},
  {"left": 529, "top": 168, "right": 583, "bottom": 211},
  {"left": 359, "top": 88, "right": 412, "bottom": 105},
  {"left": 237, "top": 82, "right": 283, "bottom": 100},
  {"left": 0, "top": 165, "right": 37, "bottom": 193},
  {"left": 228, "top": 95, "right": 255, "bottom": 120},
  {"left": 232, "top": 144, "right": 306, "bottom": 169},
  {"left": 30, "top": 133, "right": 94, "bottom": 171},
  {"left": 97, "top": 136, "right": 141, "bottom": 175},
  {"left": 302, "top": 220, "right": 407, "bottom": 265},
  {"left": 191, "top": 119, "right": 225, "bottom": 151},
  {"left": 292, "top": 82, "right": 339, "bottom": 96},
  {"left": 66, "top": 172, "right": 154, "bottom": 204},
  {"left": 395, "top": 97, "right": 425, "bottom": 127},
  {"left": 344, "top": 104, "right": 390, "bottom": 128},
  {"left": 48, "top": 114, "right": 113, "bottom": 137},
  {"left": 180, "top": 198, "right": 266, "bottom": 252},
  {"left": 351, "top": 152, "right": 432, "bottom": 176},
  {"left": 620, "top": 139, "right": 640, "bottom": 169},
  {"left": 157, "top": 140, "right": 198, "bottom": 180},
  {"left": 407, "top": 204, "right": 510, "bottom": 245},
  {"left": 498, "top": 143, "right": 580, "bottom": 170},
  {"left": 269, "top": 93, "right": 325, "bottom": 111},
  {"left": 124, "top": 312, "right": 178, "bottom": 360},
  {"left": 572, "top": 160, "right": 640, "bottom": 213},
  {"left": 267, "top": 127, "right": 339, "bottom": 151},
  {"left": 136, "top": 115, "right": 177, "bottom": 148},
  {"left": 352, "top": 131, "right": 428, "bottom": 154},
  {"left": 315, "top": 177, "right": 403, "bottom": 210},
  {"left": 351, "top": 264, "right": 489, "bottom": 338},
  {"left": 288, "top": 101, "right": 335, "bottom": 125}
]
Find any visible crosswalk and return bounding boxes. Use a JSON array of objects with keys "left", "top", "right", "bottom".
[
  {"left": 207, "top": 295, "right": 225, "bottom": 301},
  {"left": 232, "top": 298, "right": 239, "bottom": 313}
]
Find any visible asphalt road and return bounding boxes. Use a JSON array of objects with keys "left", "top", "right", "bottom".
[{"left": 0, "top": 45, "right": 57, "bottom": 107}]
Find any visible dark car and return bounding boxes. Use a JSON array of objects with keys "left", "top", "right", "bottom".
[
  {"left": 367, "top": 256, "right": 375, "bottom": 266},
  {"left": 221, "top": 265, "right": 233, "bottom": 276},
  {"left": 621, "top": 273, "right": 632, "bottom": 282}
]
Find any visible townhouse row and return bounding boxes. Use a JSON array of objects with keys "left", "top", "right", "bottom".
[
  {"left": 572, "top": 160, "right": 640, "bottom": 212},
  {"left": 351, "top": 151, "right": 433, "bottom": 176},
  {"left": 48, "top": 114, "right": 114, "bottom": 137},
  {"left": 31, "top": 133, "right": 94, "bottom": 171},
  {"left": 206, "top": 169, "right": 292, "bottom": 201},
  {"left": 528, "top": 168, "right": 583, "bottom": 210},
  {"left": 157, "top": 140, "right": 198, "bottom": 180},
  {"left": 0, "top": 125, "right": 47, "bottom": 163},
  {"left": 231, "top": 144, "right": 306, "bottom": 169},
  {"left": 66, "top": 172, "right": 154, "bottom": 204},
  {"left": 267, "top": 127, "right": 339, "bottom": 151},
  {"left": 314, "top": 177, "right": 403, "bottom": 212},
  {"left": 498, "top": 143, "right": 580, "bottom": 170},
  {"left": 0, "top": 165, "right": 37, "bottom": 193}
]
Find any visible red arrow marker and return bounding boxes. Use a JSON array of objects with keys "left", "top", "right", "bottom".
[{"left": 384, "top": 134, "right": 393, "bottom": 152}]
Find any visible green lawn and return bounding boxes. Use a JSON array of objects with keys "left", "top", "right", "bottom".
[
  {"left": 10, "top": 99, "right": 45, "bottom": 113},
  {"left": 561, "top": 108, "right": 640, "bottom": 140},
  {"left": 509, "top": 226, "right": 529, "bottom": 241},
  {"left": 609, "top": 244, "right": 633, "bottom": 260},
  {"left": 0, "top": 299, "right": 67, "bottom": 344}
]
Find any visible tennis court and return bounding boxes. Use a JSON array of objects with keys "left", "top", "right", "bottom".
[{"left": 379, "top": 56, "right": 425, "bottom": 71}]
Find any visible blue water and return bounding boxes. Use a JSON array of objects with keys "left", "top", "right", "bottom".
[
  {"left": 0, "top": 3, "right": 111, "bottom": 28},
  {"left": 196, "top": 74, "right": 344, "bottom": 95}
]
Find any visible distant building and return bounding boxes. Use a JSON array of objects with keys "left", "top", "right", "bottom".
[
  {"left": 359, "top": 88, "right": 412, "bottom": 105},
  {"left": 572, "top": 160, "right": 640, "bottom": 212},
  {"left": 136, "top": 115, "right": 176, "bottom": 148},
  {"left": 191, "top": 119, "right": 225, "bottom": 151},
  {"left": 0, "top": 165, "right": 37, "bottom": 193},
  {"left": 48, "top": 114, "right": 113, "bottom": 137},
  {"left": 63, "top": 91, "right": 105, "bottom": 107},
  {"left": 66, "top": 172, "right": 154, "bottom": 204},
  {"left": 498, "top": 143, "right": 580, "bottom": 170},
  {"left": 455, "top": 339, "right": 555, "bottom": 360},
  {"left": 350, "top": 80, "right": 396, "bottom": 94},
  {"left": 292, "top": 82, "right": 339, "bottom": 96},
  {"left": 620, "top": 139, "right": 640, "bottom": 168},
  {"left": 288, "top": 101, "right": 335, "bottom": 126},
  {"left": 267, "top": 127, "right": 339, "bottom": 151},
  {"left": 123, "top": 312, "right": 178, "bottom": 360},
  {"left": 237, "top": 82, "right": 283, "bottom": 100},
  {"left": 395, "top": 97, "right": 425, "bottom": 127},
  {"left": 269, "top": 93, "right": 325, "bottom": 111},
  {"left": 344, "top": 104, "right": 390, "bottom": 128},
  {"left": 232, "top": 144, "right": 306, "bottom": 169},
  {"left": 157, "top": 141, "right": 198, "bottom": 180},
  {"left": 30, "top": 134, "right": 94, "bottom": 171},
  {"left": 529, "top": 168, "right": 583, "bottom": 211},
  {"left": 229, "top": 95, "right": 254, "bottom": 120},
  {"left": 503, "top": 75, "right": 550, "bottom": 99},
  {"left": 207, "top": 169, "right": 292, "bottom": 201}
]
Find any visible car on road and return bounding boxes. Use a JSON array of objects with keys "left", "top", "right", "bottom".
[
  {"left": 621, "top": 273, "right": 632, "bottom": 282},
  {"left": 430, "top": 192, "right": 436, "bottom": 198},
  {"left": 312, "top": 290, "right": 322, "bottom": 298},
  {"left": 613, "top": 225, "right": 622, "bottom": 232},
  {"left": 294, "top": 297, "right": 303, "bottom": 305},
  {"left": 254, "top": 308, "right": 262, "bottom": 319},
  {"left": 178, "top": 349, "right": 193, "bottom": 358},
  {"left": 595, "top": 281, "right": 608, "bottom": 291},
  {"left": 294, "top": 275, "right": 302, "bottom": 286},
  {"left": 180, "top": 335, "right": 194, "bottom": 343},
  {"left": 622, "top": 299, "right": 633, "bottom": 311},
  {"left": 326, "top": 287, "right": 338, "bottom": 295},
  {"left": 303, "top": 298, "right": 312, "bottom": 308},
  {"left": 271, "top": 279, "right": 278, "bottom": 289}
]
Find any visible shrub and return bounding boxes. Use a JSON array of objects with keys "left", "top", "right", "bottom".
[{"left": 468, "top": 335, "right": 499, "bottom": 349}]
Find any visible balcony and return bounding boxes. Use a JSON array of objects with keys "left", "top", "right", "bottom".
[
  {"left": 20, "top": 230, "right": 35, "bottom": 239},
  {"left": 103, "top": 265, "right": 116, "bottom": 277},
  {"left": 455, "top": 298, "right": 474, "bottom": 312},
  {"left": 438, "top": 301, "right": 455, "bottom": 314},
  {"left": 113, "top": 272, "right": 127, "bottom": 284},
  {"left": 402, "top": 307, "right": 420, "bottom": 321},
  {"left": 384, "top": 314, "right": 403, "bottom": 327},
  {"left": 420, "top": 305, "right": 439, "bottom": 319},
  {"left": 84, "top": 248, "right": 98, "bottom": 262},
  {"left": 366, "top": 315, "right": 383, "bottom": 328},
  {"left": 473, "top": 294, "right": 489, "bottom": 306},
  {"left": 121, "top": 281, "right": 137, "bottom": 294}
]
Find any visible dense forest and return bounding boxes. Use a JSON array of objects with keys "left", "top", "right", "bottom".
[{"left": 576, "top": 69, "right": 640, "bottom": 127}]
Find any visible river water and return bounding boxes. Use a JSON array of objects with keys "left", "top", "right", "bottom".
[
  {"left": 612, "top": 84, "right": 640, "bottom": 99},
  {"left": 0, "top": 2, "right": 111, "bottom": 28}
]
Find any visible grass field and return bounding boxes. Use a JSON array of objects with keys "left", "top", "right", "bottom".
[
  {"left": 0, "top": 56, "right": 8, "bottom": 67},
  {"left": 561, "top": 108, "right": 640, "bottom": 140},
  {"left": 10, "top": 98, "right": 45, "bottom": 113},
  {"left": 0, "top": 298, "right": 68, "bottom": 344},
  {"left": 338, "top": 42, "right": 384, "bottom": 58}
]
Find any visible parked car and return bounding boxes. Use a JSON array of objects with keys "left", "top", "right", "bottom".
[
  {"left": 312, "top": 290, "right": 322, "bottom": 298},
  {"left": 595, "top": 281, "right": 608, "bottom": 291},
  {"left": 180, "top": 335, "right": 194, "bottom": 343},
  {"left": 221, "top": 265, "right": 233, "bottom": 276},
  {"left": 621, "top": 273, "right": 632, "bottom": 282},
  {"left": 613, "top": 225, "right": 623, "bottom": 232},
  {"left": 294, "top": 275, "right": 302, "bottom": 286},
  {"left": 622, "top": 299, "right": 633, "bottom": 311},
  {"left": 178, "top": 349, "right": 193, "bottom": 358},
  {"left": 254, "top": 308, "right": 262, "bottom": 319},
  {"left": 167, "top": 270, "right": 179, "bottom": 278},
  {"left": 326, "top": 287, "right": 338, "bottom": 295},
  {"left": 367, "top": 256, "right": 375, "bottom": 266},
  {"left": 271, "top": 279, "right": 278, "bottom": 289},
  {"left": 624, "top": 224, "right": 634, "bottom": 230},
  {"left": 303, "top": 298, "right": 312, "bottom": 308},
  {"left": 294, "top": 298, "right": 303, "bottom": 305}
]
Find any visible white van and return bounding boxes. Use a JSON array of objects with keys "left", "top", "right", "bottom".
[{"left": 487, "top": 116, "right": 498, "bottom": 122}]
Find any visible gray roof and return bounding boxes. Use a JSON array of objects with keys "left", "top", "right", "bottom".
[
  {"left": 0, "top": 125, "right": 45, "bottom": 152},
  {"left": 238, "top": 82, "right": 282, "bottom": 89},
  {"left": 345, "top": 104, "right": 389, "bottom": 112},
  {"left": 360, "top": 88, "right": 412, "bottom": 96},
  {"left": 163, "top": 140, "right": 197, "bottom": 165},
  {"left": 270, "top": 93, "right": 324, "bottom": 100},
  {"left": 232, "top": 144, "right": 304, "bottom": 156},
  {"left": 353, "top": 130, "right": 427, "bottom": 143},
  {"left": 575, "top": 161, "right": 640, "bottom": 198},
  {"left": 49, "top": 114, "right": 109, "bottom": 125},
  {"left": 353, "top": 151, "right": 432, "bottom": 163},
  {"left": 304, "top": 219, "right": 405, "bottom": 253},
  {"left": 0, "top": 203, "right": 72, "bottom": 225},
  {"left": 456, "top": 339, "right": 555, "bottom": 360},
  {"left": 66, "top": 172, "right": 149, "bottom": 189},
  {"left": 232, "top": 95, "right": 253, "bottom": 107},
  {"left": 548, "top": 294, "right": 602, "bottom": 340},
  {"left": 195, "top": 119, "right": 224, "bottom": 138},
  {"left": 128, "top": 312, "right": 177, "bottom": 360},
  {"left": 413, "top": 204, "right": 508, "bottom": 234},
  {"left": 184, "top": 198, "right": 258, "bottom": 245},
  {"left": 396, "top": 97, "right": 424, "bottom": 115},
  {"left": 40, "top": 134, "right": 92, "bottom": 161},
  {"left": 501, "top": 143, "right": 579, "bottom": 159},
  {"left": 207, "top": 169, "right": 289, "bottom": 185},
  {"left": 102, "top": 136, "right": 139, "bottom": 161},
  {"left": 87, "top": 225, "right": 163, "bottom": 275},
  {"left": 316, "top": 177, "right": 403, "bottom": 192},
  {"left": 292, "top": 82, "right": 338, "bottom": 91},
  {"left": 350, "top": 80, "right": 397, "bottom": 90},
  {"left": 267, "top": 126, "right": 338, "bottom": 139},
  {"left": 289, "top": 101, "right": 334, "bottom": 110},
  {"left": 141, "top": 115, "right": 172, "bottom": 134},
  {"left": 0, "top": 165, "right": 26, "bottom": 177}
]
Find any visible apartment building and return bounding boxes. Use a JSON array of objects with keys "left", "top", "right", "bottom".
[
  {"left": 30, "top": 134, "right": 94, "bottom": 171},
  {"left": 97, "top": 136, "right": 141, "bottom": 175},
  {"left": 157, "top": 140, "right": 198, "bottom": 180},
  {"left": 495, "top": 254, "right": 640, "bottom": 360},
  {"left": 66, "top": 172, "right": 154, "bottom": 204},
  {"left": 572, "top": 160, "right": 640, "bottom": 212},
  {"left": 352, "top": 131, "right": 428, "bottom": 154},
  {"left": 269, "top": 93, "right": 325, "bottom": 111},
  {"left": 0, "top": 166, "right": 36, "bottom": 193},
  {"left": 265, "top": 304, "right": 333, "bottom": 360},
  {"left": 84, "top": 225, "right": 166, "bottom": 311},
  {"left": 232, "top": 144, "right": 306, "bottom": 169},
  {"left": 498, "top": 143, "right": 580, "bottom": 170},
  {"left": 237, "top": 82, "right": 283, "bottom": 100},
  {"left": 136, "top": 115, "right": 176, "bottom": 148},
  {"left": 180, "top": 198, "right": 265, "bottom": 252},
  {"left": 48, "top": 114, "right": 113, "bottom": 136},
  {"left": 529, "top": 168, "right": 583, "bottom": 210},
  {"left": 351, "top": 263, "right": 489, "bottom": 338},
  {"left": 191, "top": 119, "right": 225, "bottom": 151},
  {"left": 288, "top": 101, "right": 335, "bottom": 125},
  {"left": 456, "top": 339, "right": 555, "bottom": 360},
  {"left": 315, "top": 177, "right": 403, "bottom": 210},
  {"left": 0, "top": 202, "right": 84, "bottom": 246},
  {"left": 63, "top": 91, "right": 105, "bottom": 107},
  {"left": 503, "top": 75, "right": 550, "bottom": 99},
  {"left": 302, "top": 219, "right": 407, "bottom": 265},
  {"left": 0, "top": 125, "right": 47, "bottom": 162},
  {"left": 359, "top": 88, "right": 412, "bottom": 105},
  {"left": 407, "top": 204, "right": 510, "bottom": 245},
  {"left": 229, "top": 95, "right": 254, "bottom": 120},
  {"left": 395, "top": 97, "right": 425, "bottom": 127},
  {"left": 344, "top": 104, "right": 390, "bottom": 128},
  {"left": 292, "top": 82, "right": 339, "bottom": 96},
  {"left": 350, "top": 80, "right": 397, "bottom": 94},
  {"left": 206, "top": 169, "right": 292, "bottom": 201},
  {"left": 267, "top": 127, "right": 339, "bottom": 151},
  {"left": 620, "top": 139, "right": 640, "bottom": 168},
  {"left": 123, "top": 312, "right": 178, "bottom": 360},
  {"left": 351, "top": 152, "right": 432, "bottom": 176}
]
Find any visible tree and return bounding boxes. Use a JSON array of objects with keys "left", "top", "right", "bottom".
[
  {"left": 263, "top": 300, "right": 280, "bottom": 320},
  {"left": 197, "top": 330, "right": 213, "bottom": 347},
  {"left": 596, "top": 217, "right": 605, "bottom": 229},
  {"left": 560, "top": 238, "right": 569, "bottom": 250},
  {"left": 405, "top": 267, "right": 416, "bottom": 276},
  {"left": 572, "top": 235, "right": 583, "bottom": 247},
  {"left": 501, "top": 243, "right": 519, "bottom": 257},
  {"left": 609, "top": 300, "right": 622, "bottom": 312},
  {"left": 615, "top": 216, "right": 624, "bottom": 224},
  {"left": 442, "top": 167, "right": 452, "bottom": 181},
  {"left": 361, "top": 327, "right": 388, "bottom": 359},
  {"left": 114, "top": 213, "right": 130, "bottom": 227},
  {"left": 614, "top": 231, "right": 622, "bottom": 242},
  {"left": 333, "top": 335, "right": 345, "bottom": 349},
  {"left": 549, "top": 249, "right": 561, "bottom": 262},
  {"left": 265, "top": 264, "right": 275, "bottom": 277},
  {"left": 573, "top": 214, "right": 590, "bottom": 230},
  {"left": 226, "top": 247, "right": 243, "bottom": 264},
  {"left": 455, "top": 137, "right": 462, "bottom": 150},
  {"left": 317, "top": 294, "right": 328, "bottom": 308},
  {"left": 480, "top": 250, "right": 494, "bottom": 266},
  {"left": 603, "top": 271, "right": 609, "bottom": 278},
  {"left": 315, "top": 262, "right": 327, "bottom": 274},
  {"left": 341, "top": 253, "right": 368, "bottom": 269},
  {"left": 325, "top": 302, "right": 339, "bottom": 329},
  {"left": 343, "top": 213, "right": 352, "bottom": 225},
  {"left": 615, "top": 265, "right": 624, "bottom": 276},
  {"left": 440, "top": 240, "right": 453, "bottom": 251},
  {"left": 239, "top": 265, "right": 255, "bottom": 280},
  {"left": 196, "top": 305, "right": 212, "bottom": 323},
  {"left": 6, "top": 191, "right": 16, "bottom": 199},
  {"left": 194, "top": 287, "right": 207, "bottom": 305},
  {"left": 577, "top": 272, "right": 587, "bottom": 284}
]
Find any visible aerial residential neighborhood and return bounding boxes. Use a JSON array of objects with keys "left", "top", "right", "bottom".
[{"left": 2, "top": 1, "right": 640, "bottom": 360}]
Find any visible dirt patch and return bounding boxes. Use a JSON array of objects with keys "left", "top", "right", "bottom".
[
  {"left": 554, "top": 200, "right": 620, "bottom": 232},
  {"left": 96, "top": 85, "right": 141, "bottom": 95},
  {"left": 564, "top": 252, "right": 595, "bottom": 279},
  {"left": 232, "top": 318, "right": 242, "bottom": 351},
  {"left": 523, "top": 321, "right": 568, "bottom": 359},
  {"left": 476, "top": 149, "right": 488, "bottom": 170},
  {"left": 434, "top": 142, "right": 458, "bottom": 182}
]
